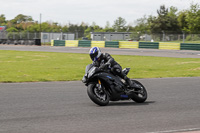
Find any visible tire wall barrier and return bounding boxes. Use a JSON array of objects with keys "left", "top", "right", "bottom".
[
  {"left": 66, "top": 40, "right": 79, "bottom": 47},
  {"left": 180, "top": 43, "right": 200, "bottom": 51},
  {"left": 52, "top": 40, "right": 65, "bottom": 46},
  {"left": 105, "top": 41, "right": 119, "bottom": 48},
  {"left": 0, "top": 39, "right": 41, "bottom": 46},
  {"left": 139, "top": 42, "right": 159, "bottom": 49},
  {"left": 78, "top": 40, "right": 91, "bottom": 47},
  {"left": 91, "top": 41, "right": 105, "bottom": 48},
  {"left": 159, "top": 42, "right": 180, "bottom": 50},
  {"left": 119, "top": 41, "right": 139, "bottom": 48},
  {"left": 51, "top": 40, "right": 200, "bottom": 51}
]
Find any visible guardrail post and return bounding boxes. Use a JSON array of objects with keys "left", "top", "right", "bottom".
[
  {"left": 28, "top": 32, "right": 29, "bottom": 39},
  {"left": 182, "top": 31, "right": 185, "bottom": 43},
  {"left": 162, "top": 31, "right": 165, "bottom": 42}
]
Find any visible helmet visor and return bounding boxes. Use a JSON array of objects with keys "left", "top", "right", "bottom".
[{"left": 90, "top": 51, "right": 98, "bottom": 61}]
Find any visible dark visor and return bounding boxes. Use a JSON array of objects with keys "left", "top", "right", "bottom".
[{"left": 90, "top": 51, "right": 98, "bottom": 61}]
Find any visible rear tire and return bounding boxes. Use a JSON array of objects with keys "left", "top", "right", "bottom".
[
  {"left": 87, "top": 83, "right": 110, "bottom": 106},
  {"left": 131, "top": 80, "right": 147, "bottom": 103}
]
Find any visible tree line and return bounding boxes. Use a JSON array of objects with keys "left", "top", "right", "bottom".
[
  {"left": 0, "top": 3, "right": 200, "bottom": 39},
  {"left": 134, "top": 3, "right": 200, "bottom": 34}
]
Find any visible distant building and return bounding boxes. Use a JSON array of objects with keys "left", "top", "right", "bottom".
[{"left": 91, "top": 32, "right": 132, "bottom": 41}]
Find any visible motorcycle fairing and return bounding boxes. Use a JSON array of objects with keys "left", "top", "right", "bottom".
[
  {"left": 91, "top": 72, "right": 129, "bottom": 100},
  {"left": 95, "top": 72, "right": 123, "bottom": 89}
]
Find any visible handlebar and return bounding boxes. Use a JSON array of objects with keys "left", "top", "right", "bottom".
[{"left": 99, "top": 63, "right": 111, "bottom": 71}]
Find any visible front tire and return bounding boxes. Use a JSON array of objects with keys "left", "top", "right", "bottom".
[
  {"left": 87, "top": 83, "right": 110, "bottom": 106},
  {"left": 131, "top": 80, "right": 147, "bottom": 103}
]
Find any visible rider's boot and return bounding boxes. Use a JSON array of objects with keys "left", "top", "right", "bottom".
[
  {"left": 124, "top": 76, "right": 140, "bottom": 89},
  {"left": 124, "top": 76, "right": 134, "bottom": 88}
]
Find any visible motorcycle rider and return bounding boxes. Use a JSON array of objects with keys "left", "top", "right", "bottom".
[{"left": 89, "top": 47, "right": 135, "bottom": 88}]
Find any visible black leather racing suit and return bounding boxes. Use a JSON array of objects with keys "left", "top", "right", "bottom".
[{"left": 92, "top": 53, "right": 130, "bottom": 83}]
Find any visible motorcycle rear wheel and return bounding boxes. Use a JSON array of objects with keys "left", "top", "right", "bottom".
[
  {"left": 87, "top": 83, "right": 110, "bottom": 106},
  {"left": 131, "top": 80, "right": 147, "bottom": 103}
]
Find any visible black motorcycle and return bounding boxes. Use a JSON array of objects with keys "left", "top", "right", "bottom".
[{"left": 82, "top": 63, "right": 147, "bottom": 106}]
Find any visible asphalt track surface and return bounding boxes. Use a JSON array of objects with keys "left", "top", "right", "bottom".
[
  {"left": 0, "top": 78, "right": 200, "bottom": 133},
  {"left": 0, "top": 45, "right": 200, "bottom": 133}
]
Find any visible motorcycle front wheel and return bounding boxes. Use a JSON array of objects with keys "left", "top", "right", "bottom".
[
  {"left": 87, "top": 83, "right": 110, "bottom": 106},
  {"left": 131, "top": 80, "right": 147, "bottom": 103}
]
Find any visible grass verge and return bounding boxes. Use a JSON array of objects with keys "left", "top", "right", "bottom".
[{"left": 0, "top": 50, "right": 200, "bottom": 82}]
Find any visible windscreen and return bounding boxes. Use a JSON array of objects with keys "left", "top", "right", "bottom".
[{"left": 85, "top": 64, "right": 93, "bottom": 74}]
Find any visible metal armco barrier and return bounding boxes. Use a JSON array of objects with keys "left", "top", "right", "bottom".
[{"left": 51, "top": 40, "right": 200, "bottom": 51}]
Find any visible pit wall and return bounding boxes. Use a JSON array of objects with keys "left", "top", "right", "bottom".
[{"left": 51, "top": 40, "right": 200, "bottom": 51}]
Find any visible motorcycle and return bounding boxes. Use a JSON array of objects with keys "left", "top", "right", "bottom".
[{"left": 82, "top": 63, "right": 147, "bottom": 106}]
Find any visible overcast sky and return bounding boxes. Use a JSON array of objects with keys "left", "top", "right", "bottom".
[{"left": 1, "top": 0, "right": 199, "bottom": 27}]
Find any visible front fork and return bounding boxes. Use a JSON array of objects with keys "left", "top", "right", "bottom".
[{"left": 96, "top": 79, "right": 103, "bottom": 93}]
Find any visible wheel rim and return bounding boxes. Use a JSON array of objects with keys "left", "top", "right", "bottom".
[
  {"left": 135, "top": 84, "right": 146, "bottom": 98},
  {"left": 93, "top": 85, "right": 107, "bottom": 101}
]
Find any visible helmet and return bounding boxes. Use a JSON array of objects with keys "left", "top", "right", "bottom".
[{"left": 89, "top": 47, "right": 101, "bottom": 61}]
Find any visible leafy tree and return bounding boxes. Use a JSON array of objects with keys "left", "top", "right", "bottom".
[
  {"left": 105, "top": 21, "right": 110, "bottom": 29},
  {"left": 0, "top": 14, "right": 6, "bottom": 24},
  {"left": 89, "top": 22, "right": 104, "bottom": 32},
  {"left": 40, "top": 22, "right": 54, "bottom": 32},
  {"left": 167, "top": 6, "right": 181, "bottom": 33},
  {"left": 26, "top": 23, "right": 40, "bottom": 32},
  {"left": 150, "top": 5, "right": 169, "bottom": 33},
  {"left": 185, "top": 3, "right": 200, "bottom": 33},
  {"left": 134, "top": 15, "right": 150, "bottom": 33},
  {"left": 148, "top": 5, "right": 181, "bottom": 33},
  {"left": 177, "top": 10, "right": 188, "bottom": 31},
  {"left": 84, "top": 27, "right": 92, "bottom": 39},
  {"left": 104, "top": 21, "right": 114, "bottom": 32},
  {"left": 6, "top": 27, "right": 18, "bottom": 32},
  {"left": 157, "top": 5, "right": 168, "bottom": 17},
  {"left": 78, "top": 24, "right": 88, "bottom": 38},
  {"left": 1, "top": 6, "right": 200, "bottom": 39},
  {"left": 10, "top": 14, "right": 33, "bottom": 24},
  {"left": 62, "top": 25, "right": 68, "bottom": 33},
  {"left": 68, "top": 24, "right": 78, "bottom": 33},
  {"left": 112, "top": 17, "right": 127, "bottom": 32}
]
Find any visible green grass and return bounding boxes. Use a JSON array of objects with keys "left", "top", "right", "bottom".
[{"left": 0, "top": 50, "right": 200, "bottom": 82}]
